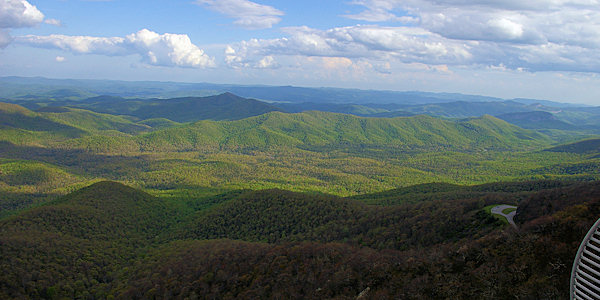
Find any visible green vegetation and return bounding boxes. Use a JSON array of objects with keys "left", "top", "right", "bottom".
[
  {"left": 502, "top": 207, "right": 516, "bottom": 214},
  {"left": 484, "top": 205, "right": 509, "bottom": 224},
  {"left": 546, "top": 138, "right": 600, "bottom": 153},
  {"left": 1, "top": 179, "right": 598, "bottom": 298},
  {"left": 31, "top": 93, "right": 282, "bottom": 123},
  {"left": 2, "top": 89, "right": 600, "bottom": 298},
  {"left": 57, "top": 111, "right": 552, "bottom": 153},
  {"left": 496, "top": 111, "right": 574, "bottom": 130},
  {"left": 2, "top": 100, "right": 599, "bottom": 217}
]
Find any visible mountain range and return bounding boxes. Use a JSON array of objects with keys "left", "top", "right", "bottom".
[
  {"left": 2, "top": 179, "right": 599, "bottom": 298},
  {"left": 2, "top": 77, "right": 600, "bottom": 299}
]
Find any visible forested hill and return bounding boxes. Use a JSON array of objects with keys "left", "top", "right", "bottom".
[
  {"left": 61, "top": 111, "right": 551, "bottom": 153},
  {"left": 2, "top": 180, "right": 600, "bottom": 298},
  {"left": 546, "top": 138, "right": 600, "bottom": 154},
  {"left": 75, "top": 93, "right": 282, "bottom": 122}
]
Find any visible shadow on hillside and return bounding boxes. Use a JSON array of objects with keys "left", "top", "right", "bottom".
[
  {"left": 0, "top": 190, "right": 62, "bottom": 219},
  {"left": 0, "top": 141, "right": 149, "bottom": 178}
]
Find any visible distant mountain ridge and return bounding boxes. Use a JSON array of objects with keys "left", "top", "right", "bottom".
[
  {"left": 0, "top": 76, "right": 581, "bottom": 107},
  {"left": 4, "top": 77, "right": 599, "bottom": 134},
  {"left": 75, "top": 93, "right": 282, "bottom": 122},
  {"left": 58, "top": 111, "right": 551, "bottom": 153},
  {"left": 496, "top": 111, "right": 575, "bottom": 130}
]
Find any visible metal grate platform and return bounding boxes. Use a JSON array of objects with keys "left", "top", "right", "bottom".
[{"left": 572, "top": 218, "right": 600, "bottom": 300}]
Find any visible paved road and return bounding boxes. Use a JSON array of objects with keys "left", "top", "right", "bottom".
[{"left": 491, "top": 205, "right": 517, "bottom": 227}]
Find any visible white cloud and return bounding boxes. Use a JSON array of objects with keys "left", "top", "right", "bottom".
[
  {"left": 255, "top": 55, "right": 277, "bottom": 68},
  {"left": 421, "top": 10, "right": 546, "bottom": 44},
  {"left": 227, "top": 25, "right": 472, "bottom": 67},
  {"left": 225, "top": 17, "right": 600, "bottom": 74},
  {"left": 55, "top": 56, "right": 65, "bottom": 62},
  {"left": 314, "top": 0, "right": 600, "bottom": 73},
  {"left": 0, "top": 0, "right": 64, "bottom": 48},
  {"left": 0, "top": 29, "right": 12, "bottom": 48},
  {"left": 126, "top": 29, "right": 215, "bottom": 68},
  {"left": 345, "top": 0, "right": 418, "bottom": 22},
  {"left": 44, "top": 18, "right": 62, "bottom": 26},
  {"left": 195, "top": 0, "right": 283, "bottom": 29},
  {"left": 225, "top": 45, "right": 278, "bottom": 69},
  {"left": 0, "top": 0, "right": 44, "bottom": 29},
  {"left": 16, "top": 29, "right": 216, "bottom": 68},
  {"left": 345, "top": 0, "right": 600, "bottom": 47}
]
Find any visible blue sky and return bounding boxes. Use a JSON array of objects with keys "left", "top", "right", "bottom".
[{"left": 1, "top": 0, "right": 600, "bottom": 104}]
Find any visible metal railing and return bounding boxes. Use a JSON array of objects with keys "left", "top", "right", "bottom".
[{"left": 571, "top": 218, "right": 600, "bottom": 300}]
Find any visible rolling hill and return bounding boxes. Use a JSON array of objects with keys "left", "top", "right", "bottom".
[
  {"left": 0, "top": 102, "right": 159, "bottom": 146},
  {"left": 148, "top": 112, "right": 551, "bottom": 151},
  {"left": 0, "top": 181, "right": 178, "bottom": 299},
  {"left": 2, "top": 180, "right": 599, "bottom": 298},
  {"left": 0, "top": 102, "right": 85, "bottom": 136},
  {"left": 38, "top": 106, "right": 151, "bottom": 134},
  {"left": 2, "top": 76, "right": 600, "bottom": 299},
  {"left": 131, "top": 93, "right": 282, "bottom": 122},
  {"left": 496, "top": 111, "right": 575, "bottom": 130},
  {"left": 274, "top": 102, "right": 388, "bottom": 115},
  {"left": 63, "top": 111, "right": 550, "bottom": 153},
  {"left": 397, "top": 100, "right": 534, "bottom": 118},
  {"left": 179, "top": 188, "right": 501, "bottom": 249},
  {"left": 52, "top": 93, "right": 283, "bottom": 123},
  {"left": 546, "top": 138, "right": 600, "bottom": 154}
]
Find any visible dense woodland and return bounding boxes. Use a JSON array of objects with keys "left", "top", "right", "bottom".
[
  {"left": 2, "top": 90, "right": 600, "bottom": 298},
  {"left": 1, "top": 180, "right": 599, "bottom": 299}
]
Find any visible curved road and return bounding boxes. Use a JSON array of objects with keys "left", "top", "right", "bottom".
[{"left": 491, "top": 205, "right": 517, "bottom": 227}]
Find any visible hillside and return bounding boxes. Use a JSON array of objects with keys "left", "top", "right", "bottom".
[
  {"left": 1, "top": 181, "right": 175, "bottom": 240},
  {"left": 273, "top": 102, "right": 388, "bottom": 115},
  {"left": 125, "top": 93, "right": 282, "bottom": 122},
  {"left": 0, "top": 102, "right": 163, "bottom": 147},
  {"left": 181, "top": 188, "right": 502, "bottom": 249},
  {"left": 546, "top": 138, "right": 600, "bottom": 154},
  {"left": 117, "top": 240, "right": 402, "bottom": 299},
  {"left": 63, "top": 111, "right": 550, "bottom": 153},
  {"left": 39, "top": 106, "right": 151, "bottom": 134},
  {"left": 0, "top": 181, "right": 178, "bottom": 299},
  {"left": 399, "top": 100, "right": 533, "bottom": 118},
  {"left": 2, "top": 180, "right": 599, "bottom": 298},
  {"left": 347, "top": 180, "right": 576, "bottom": 205},
  {"left": 0, "top": 103, "right": 84, "bottom": 137},
  {"left": 64, "top": 93, "right": 282, "bottom": 123},
  {"left": 496, "top": 111, "right": 575, "bottom": 130}
]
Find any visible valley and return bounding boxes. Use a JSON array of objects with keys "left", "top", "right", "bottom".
[{"left": 1, "top": 78, "right": 600, "bottom": 299}]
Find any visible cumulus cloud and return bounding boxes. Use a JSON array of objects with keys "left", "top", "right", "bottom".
[
  {"left": 321, "top": 57, "right": 353, "bottom": 70},
  {"left": 226, "top": 25, "right": 473, "bottom": 68},
  {"left": 226, "top": 17, "right": 600, "bottom": 74},
  {"left": 0, "top": 0, "right": 64, "bottom": 48},
  {"left": 0, "top": 0, "right": 44, "bottom": 29},
  {"left": 276, "top": 0, "right": 600, "bottom": 74},
  {"left": 16, "top": 29, "right": 216, "bottom": 68},
  {"left": 195, "top": 0, "right": 283, "bottom": 29},
  {"left": 55, "top": 56, "right": 65, "bottom": 62},
  {"left": 225, "top": 45, "right": 278, "bottom": 69},
  {"left": 345, "top": 0, "right": 600, "bottom": 47},
  {"left": 255, "top": 55, "right": 277, "bottom": 68}
]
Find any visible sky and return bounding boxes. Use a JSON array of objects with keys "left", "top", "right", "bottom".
[{"left": 1, "top": 0, "right": 600, "bottom": 104}]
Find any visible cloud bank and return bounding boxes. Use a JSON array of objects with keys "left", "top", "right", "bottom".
[
  {"left": 226, "top": 0, "right": 600, "bottom": 74},
  {"left": 16, "top": 29, "right": 216, "bottom": 68},
  {"left": 225, "top": 25, "right": 472, "bottom": 69},
  {"left": 0, "top": 0, "right": 46, "bottom": 48},
  {"left": 0, "top": 0, "right": 43, "bottom": 28},
  {"left": 195, "top": 0, "right": 283, "bottom": 29}
]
